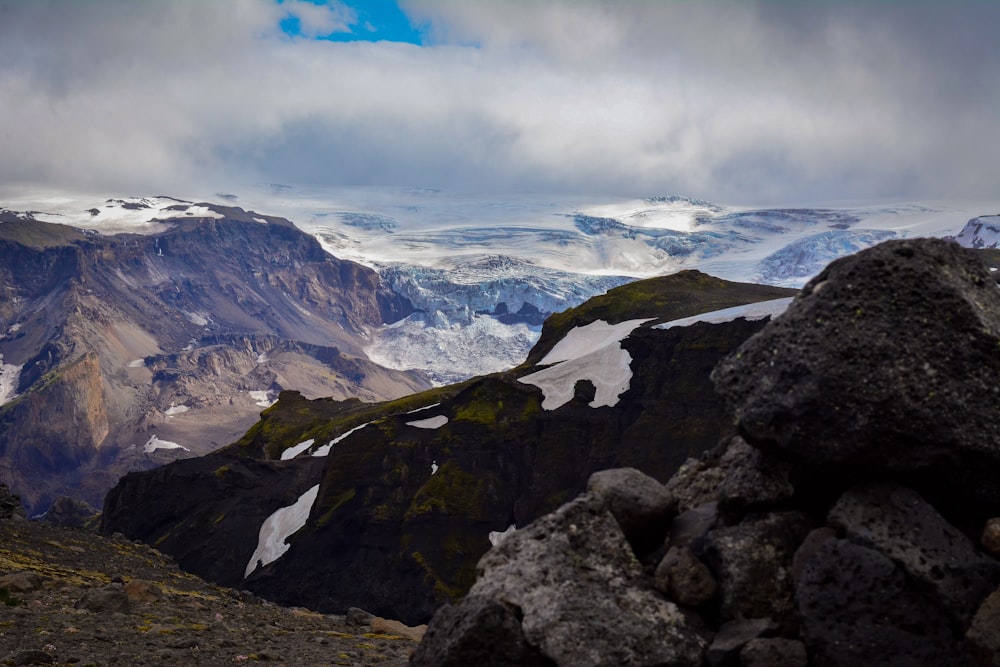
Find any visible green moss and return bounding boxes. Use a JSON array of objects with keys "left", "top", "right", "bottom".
[
  {"left": 405, "top": 462, "right": 497, "bottom": 521},
  {"left": 454, "top": 397, "right": 498, "bottom": 425},
  {"left": 316, "top": 487, "right": 357, "bottom": 527},
  {"left": 211, "top": 465, "right": 230, "bottom": 478}
]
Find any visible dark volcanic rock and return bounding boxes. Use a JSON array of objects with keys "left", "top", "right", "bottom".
[
  {"left": 712, "top": 238, "right": 1000, "bottom": 505},
  {"left": 795, "top": 538, "right": 963, "bottom": 666},
  {"left": 75, "top": 585, "right": 131, "bottom": 614},
  {"left": 43, "top": 496, "right": 98, "bottom": 528},
  {"left": 828, "top": 483, "right": 1000, "bottom": 625},
  {"left": 410, "top": 596, "right": 552, "bottom": 667},
  {"left": 654, "top": 546, "right": 717, "bottom": 607},
  {"left": 466, "top": 495, "right": 708, "bottom": 667},
  {"left": 0, "top": 483, "right": 24, "bottom": 521},
  {"left": 586, "top": 467, "right": 675, "bottom": 555}
]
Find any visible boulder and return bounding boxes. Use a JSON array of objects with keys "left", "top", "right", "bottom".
[
  {"left": 668, "top": 502, "right": 719, "bottom": 548},
  {"left": 468, "top": 495, "right": 708, "bottom": 667},
  {"left": 828, "top": 483, "right": 1000, "bottom": 625},
  {"left": 43, "top": 496, "right": 98, "bottom": 529},
  {"left": 665, "top": 437, "right": 794, "bottom": 514},
  {"left": 587, "top": 467, "right": 675, "bottom": 555},
  {"left": 654, "top": 546, "right": 717, "bottom": 607},
  {"left": 0, "top": 483, "right": 24, "bottom": 521},
  {"left": 0, "top": 572, "right": 43, "bottom": 594},
  {"left": 982, "top": 518, "right": 1000, "bottom": 557},
  {"left": 705, "top": 618, "right": 778, "bottom": 666},
  {"left": 796, "top": 538, "right": 962, "bottom": 666},
  {"left": 739, "top": 638, "right": 808, "bottom": 667},
  {"left": 967, "top": 587, "right": 1000, "bottom": 666},
  {"left": 74, "top": 586, "right": 131, "bottom": 614},
  {"left": 123, "top": 579, "right": 163, "bottom": 604},
  {"left": 410, "top": 596, "right": 549, "bottom": 667},
  {"left": 712, "top": 238, "right": 1000, "bottom": 505},
  {"left": 697, "top": 511, "right": 809, "bottom": 625}
]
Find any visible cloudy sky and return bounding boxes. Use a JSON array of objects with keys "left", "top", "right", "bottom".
[{"left": 1, "top": 0, "right": 997, "bottom": 205}]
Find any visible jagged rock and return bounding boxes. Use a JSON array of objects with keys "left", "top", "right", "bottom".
[
  {"left": 705, "top": 618, "right": 778, "bottom": 667},
  {"left": 697, "top": 511, "right": 808, "bottom": 625},
  {"left": 789, "top": 527, "right": 837, "bottom": 587},
  {"left": 713, "top": 238, "right": 1000, "bottom": 505},
  {"left": 982, "top": 518, "right": 1000, "bottom": 557},
  {"left": 665, "top": 437, "right": 794, "bottom": 514},
  {"left": 0, "top": 572, "right": 43, "bottom": 593},
  {"left": 43, "top": 496, "right": 98, "bottom": 528},
  {"left": 669, "top": 502, "right": 719, "bottom": 548},
  {"left": 3, "top": 649, "right": 55, "bottom": 665},
  {"left": 796, "top": 538, "right": 962, "bottom": 666},
  {"left": 828, "top": 483, "right": 1000, "bottom": 625},
  {"left": 466, "top": 495, "right": 708, "bottom": 667},
  {"left": 587, "top": 467, "right": 675, "bottom": 555},
  {"left": 654, "top": 546, "right": 717, "bottom": 607},
  {"left": 739, "top": 638, "right": 808, "bottom": 667},
  {"left": 967, "top": 587, "right": 1000, "bottom": 666},
  {"left": 346, "top": 606, "right": 374, "bottom": 626},
  {"left": 410, "top": 596, "right": 551, "bottom": 667},
  {"left": 74, "top": 586, "right": 131, "bottom": 614},
  {"left": 0, "top": 483, "right": 24, "bottom": 521}
]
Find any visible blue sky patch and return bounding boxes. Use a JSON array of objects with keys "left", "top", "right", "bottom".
[{"left": 278, "top": 0, "right": 426, "bottom": 45}]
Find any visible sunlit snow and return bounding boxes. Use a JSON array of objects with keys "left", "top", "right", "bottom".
[
  {"left": 489, "top": 524, "right": 517, "bottom": 546},
  {"left": 163, "top": 403, "right": 190, "bottom": 416},
  {"left": 655, "top": 298, "right": 794, "bottom": 330},
  {"left": 539, "top": 318, "right": 654, "bottom": 365},
  {"left": 0, "top": 356, "right": 22, "bottom": 407},
  {"left": 249, "top": 390, "right": 275, "bottom": 408},
  {"left": 311, "top": 422, "right": 372, "bottom": 457},
  {"left": 430, "top": 461, "right": 439, "bottom": 475},
  {"left": 127, "top": 358, "right": 145, "bottom": 368},
  {"left": 406, "top": 415, "right": 449, "bottom": 429},
  {"left": 281, "top": 438, "right": 315, "bottom": 461},
  {"left": 183, "top": 311, "right": 209, "bottom": 327},
  {"left": 142, "top": 435, "right": 189, "bottom": 454},
  {"left": 244, "top": 484, "right": 319, "bottom": 578}
]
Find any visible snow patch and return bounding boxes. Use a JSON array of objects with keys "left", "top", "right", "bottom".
[
  {"left": 127, "top": 358, "right": 145, "bottom": 368},
  {"left": 184, "top": 311, "right": 209, "bottom": 327},
  {"left": 312, "top": 422, "right": 371, "bottom": 457},
  {"left": 539, "top": 318, "right": 653, "bottom": 365},
  {"left": 244, "top": 484, "right": 320, "bottom": 578},
  {"left": 256, "top": 352, "right": 269, "bottom": 364},
  {"left": 406, "top": 402, "right": 440, "bottom": 414},
  {"left": 0, "top": 356, "right": 22, "bottom": 407},
  {"left": 519, "top": 343, "right": 637, "bottom": 411},
  {"left": 407, "top": 415, "right": 449, "bottom": 429},
  {"left": 163, "top": 403, "right": 190, "bottom": 416},
  {"left": 249, "top": 390, "right": 275, "bottom": 408},
  {"left": 7, "top": 323, "right": 21, "bottom": 334},
  {"left": 430, "top": 461, "right": 439, "bottom": 475},
  {"left": 489, "top": 524, "right": 517, "bottom": 546},
  {"left": 143, "top": 435, "right": 189, "bottom": 454},
  {"left": 281, "top": 438, "right": 315, "bottom": 460},
  {"left": 655, "top": 298, "right": 794, "bottom": 330}
]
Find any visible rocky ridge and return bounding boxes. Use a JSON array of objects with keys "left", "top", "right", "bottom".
[
  {"left": 0, "top": 483, "right": 422, "bottom": 666},
  {"left": 413, "top": 238, "right": 1000, "bottom": 666}
]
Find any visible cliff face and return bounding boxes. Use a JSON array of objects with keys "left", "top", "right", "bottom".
[
  {"left": 0, "top": 210, "right": 427, "bottom": 516},
  {"left": 101, "top": 272, "right": 796, "bottom": 624}
]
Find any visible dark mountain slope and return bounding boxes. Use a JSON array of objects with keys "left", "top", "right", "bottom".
[
  {"left": 0, "top": 209, "right": 429, "bottom": 515},
  {"left": 103, "top": 271, "right": 796, "bottom": 624}
]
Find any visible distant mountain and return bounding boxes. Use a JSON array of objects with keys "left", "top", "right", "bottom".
[
  {"left": 951, "top": 214, "right": 1000, "bottom": 249},
  {"left": 102, "top": 271, "right": 796, "bottom": 624},
  {"left": 0, "top": 204, "right": 429, "bottom": 515}
]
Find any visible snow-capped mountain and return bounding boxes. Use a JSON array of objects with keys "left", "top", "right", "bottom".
[
  {"left": 950, "top": 215, "right": 1000, "bottom": 249},
  {"left": 3, "top": 188, "right": 995, "bottom": 382}
]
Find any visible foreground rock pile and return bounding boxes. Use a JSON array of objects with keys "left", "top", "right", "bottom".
[
  {"left": 0, "top": 490, "right": 422, "bottom": 666},
  {"left": 412, "top": 238, "right": 1000, "bottom": 666}
]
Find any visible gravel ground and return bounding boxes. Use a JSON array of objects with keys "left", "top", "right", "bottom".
[{"left": 0, "top": 516, "right": 419, "bottom": 666}]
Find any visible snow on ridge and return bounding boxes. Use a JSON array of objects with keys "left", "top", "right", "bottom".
[
  {"left": 245, "top": 484, "right": 320, "bottom": 578},
  {"left": 249, "top": 390, "right": 276, "bottom": 408},
  {"left": 312, "top": 421, "right": 372, "bottom": 457},
  {"left": 654, "top": 298, "right": 794, "bottom": 330},
  {"left": 406, "top": 415, "right": 449, "bottom": 429},
  {"left": 163, "top": 403, "right": 190, "bottom": 416},
  {"left": 951, "top": 215, "right": 1000, "bottom": 249},
  {"left": 281, "top": 438, "right": 315, "bottom": 460},
  {"left": 0, "top": 356, "right": 22, "bottom": 407},
  {"left": 489, "top": 524, "right": 517, "bottom": 546},
  {"left": 539, "top": 318, "right": 654, "bottom": 365},
  {"left": 143, "top": 435, "right": 189, "bottom": 454},
  {"left": 520, "top": 317, "right": 653, "bottom": 411},
  {"left": 127, "top": 358, "right": 145, "bottom": 368}
]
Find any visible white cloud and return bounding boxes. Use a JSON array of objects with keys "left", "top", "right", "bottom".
[
  {"left": 0, "top": 1, "right": 998, "bottom": 204},
  {"left": 281, "top": 0, "right": 355, "bottom": 38}
]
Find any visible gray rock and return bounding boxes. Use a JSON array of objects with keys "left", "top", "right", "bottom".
[
  {"left": 74, "top": 586, "right": 131, "bottom": 614},
  {"left": 739, "top": 638, "right": 808, "bottom": 667},
  {"left": 654, "top": 546, "right": 717, "bottom": 607},
  {"left": 982, "top": 518, "right": 1000, "bottom": 557},
  {"left": 0, "top": 483, "right": 25, "bottom": 522},
  {"left": 669, "top": 502, "right": 719, "bottom": 548},
  {"left": 698, "top": 511, "right": 808, "bottom": 625},
  {"left": 43, "top": 496, "right": 98, "bottom": 528},
  {"left": 706, "top": 618, "right": 777, "bottom": 666},
  {"left": 713, "top": 238, "right": 1000, "bottom": 504},
  {"left": 790, "top": 527, "right": 837, "bottom": 587},
  {"left": 665, "top": 437, "right": 794, "bottom": 514},
  {"left": 796, "top": 538, "right": 962, "bottom": 666},
  {"left": 828, "top": 483, "right": 1000, "bottom": 624},
  {"left": 469, "top": 494, "right": 708, "bottom": 667},
  {"left": 587, "top": 467, "right": 675, "bottom": 555},
  {"left": 410, "top": 595, "right": 549, "bottom": 667},
  {"left": 4, "top": 649, "right": 55, "bottom": 665},
  {"left": 345, "top": 606, "right": 373, "bottom": 626}
]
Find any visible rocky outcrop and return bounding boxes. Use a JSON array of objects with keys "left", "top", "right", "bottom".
[
  {"left": 0, "top": 211, "right": 428, "bottom": 516},
  {"left": 414, "top": 239, "right": 1000, "bottom": 665}
]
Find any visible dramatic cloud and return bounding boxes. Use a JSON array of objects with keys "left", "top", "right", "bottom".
[{"left": 0, "top": 0, "right": 997, "bottom": 204}]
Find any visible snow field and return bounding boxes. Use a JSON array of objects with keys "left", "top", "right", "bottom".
[{"left": 244, "top": 484, "right": 320, "bottom": 578}]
